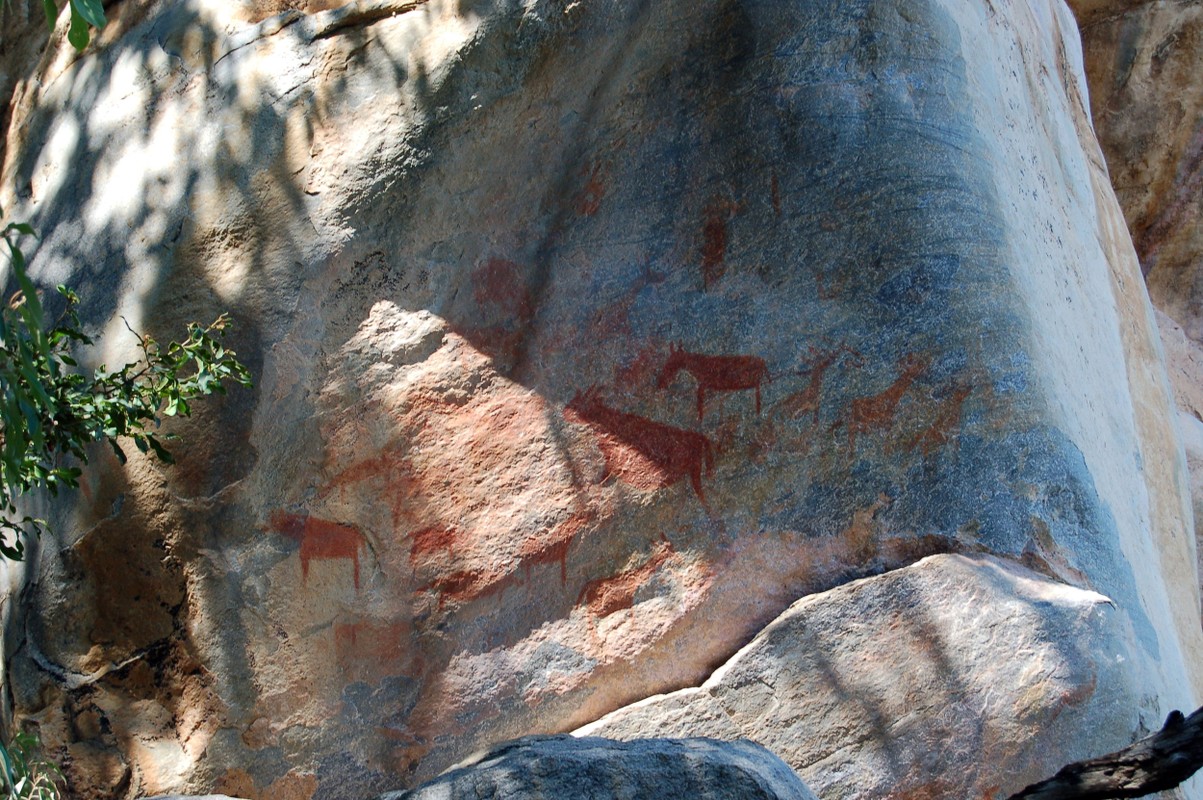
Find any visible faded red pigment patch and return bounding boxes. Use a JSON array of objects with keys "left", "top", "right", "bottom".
[
  {"left": 418, "top": 513, "right": 591, "bottom": 608},
  {"left": 575, "top": 161, "right": 609, "bottom": 215},
  {"left": 565, "top": 387, "right": 713, "bottom": 508},
  {"left": 217, "top": 768, "right": 318, "bottom": 800},
  {"left": 585, "top": 266, "right": 667, "bottom": 341},
  {"left": 419, "top": 568, "right": 520, "bottom": 609},
  {"left": 815, "top": 263, "right": 849, "bottom": 300},
  {"left": 615, "top": 342, "right": 663, "bottom": 390},
  {"left": 881, "top": 778, "right": 958, "bottom": 800},
  {"left": 473, "top": 257, "right": 533, "bottom": 317},
  {"left": 907, "top": 379, "right": 973, "bottom": 456},
  {"left": 334, "top": 620, "right": 416, "bottom": 682},
  {"left": 517, "top": 511, "right": 592, "bottom": 584},
  {"left": 408, "top": 525, "right": 463, "bottom": 568},
  {"left": 700, "top": 201, "right": 729, "bottom": 288},
  {"left": 771, "top": 171, "right": 782, "bottom": 215},
  {"left": 657, "top": 342, "right": 768, "bottom": 420},
  {"left": 270, "top": 511, "right": 366, "bottom": 589},
  {"left": 465, "top": 257, "right": 536, "bottom": 364},
  {"left": 577, "top": 538, "right": 676, "bottom": 617}
]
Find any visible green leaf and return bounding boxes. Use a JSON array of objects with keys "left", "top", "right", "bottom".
[
  {"left": 69, "top": 0, "right": 105, "bottom": 30},
  {"left": 66, "top": 8, "right": 90, "bottom": 50},
  {"left": 147, "top": 436, "right": 174, "bottom": 464}
]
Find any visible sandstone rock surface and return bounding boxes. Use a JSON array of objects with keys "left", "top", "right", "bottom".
[
  {"left": 578, "top": 554, "right": 1153, "bottom": 799},
  {"left": 1073, "top": 0, "right": 1203, "bottom": 615},
  {"left": 141, "top": 795, "right": 245, "bottom": 800},
  {"left": 1155, "top": 308, "right": 1203, "bottom": 597},
  {"left": 1076, "top": 0, "right": 1203, "bottom": 341},
  {"left": 0, "top": 0, "right": 1198, "bottom": 797},
  {"left": 378, "top": 735, "right": 817, "bottom": 800}
]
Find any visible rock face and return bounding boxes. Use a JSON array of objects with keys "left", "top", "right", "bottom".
[
  {"left": 0, "top": 0, "right": 1199, "bottom": 798},
  {"left": 1075, "top": 0, "right": 1203, "bottom": 341},
  {"left": 577, "top": 554, "right": 1148, "bottom": 799},
  {"left": 1154, "top": 309, "right": 1203, "bottom": 597},
  {"left": 1073, "top": 0, "right": 1203, "bottom": 615},
  {"left": 378, "top": 736, "right": 818, "bottom": 800}
]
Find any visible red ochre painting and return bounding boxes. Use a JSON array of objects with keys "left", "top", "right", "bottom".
[
  {"left": 657, "top": 343, "right": 768, "bottom": 420},
  {"left": 700, "top": 197, "right": 740, "bottom": 288},
  {"left": 576, "top": 538, "right": 676, "bottom": 617},
  {"left": 565, "top": 387, "right": 713, "bottom": 507},
  {"left": 269, "top": 511, "right": 366, "bottom": 589},
  {"left": 777, "top": 343, "right": 862, "bottom": 424},
  {"left": 832, "top": 352, "right": 930, "bottom": 450}
]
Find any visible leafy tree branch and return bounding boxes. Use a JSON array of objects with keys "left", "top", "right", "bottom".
[{"left": 0, "top": 215, "right": 251, "bottom": 561}]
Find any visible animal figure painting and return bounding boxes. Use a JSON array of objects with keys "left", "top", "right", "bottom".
[
  {"left": 565, "top": 387, "right": 714, "bottom": 508},
  {"left": 576, "top": 538, "right": 676, "bottom": 617},
  {"left": 657, "top": 343, "right": 768, "bottom": 420},
  {"left": 832, "top": 352, "right": 930, "bottom": 451},
  {"left": 908, "top": 379, "right": 974, "bottom": 456},
  {"left": 778, "top": 343, "right": 862, "bottom": 424},
  {"left": 270, "top": 511, "right": 366, "bottom": 590}
]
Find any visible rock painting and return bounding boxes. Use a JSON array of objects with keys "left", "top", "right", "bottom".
[
  {"left": 777, "top": 343, "right": 862, "bottom": 424},
  {"left": 575, "top": 161, "right": 609, "bottom": 216},
  {"left": 815, "top": 263, "right": 849, "bottom": 300},
  {"left": 408, "top": 525, "right": 462, "bottom": 569},
  {"left": 516, "top": 512, "right": 592, "bottom": 584},
  {"left": 587, "top": 266, "right": 667, "bottom": 341},
  {"left": 700, "top": 197, "right": 739, "bottom": 288},
  {"left": 473, "top": 257, "right": 533, "bottom": 318},
  {"left": 270, "top": 511, "right": 366, "bottom": 589},
  {"left": 413, "top": 513, "right": 592, "bottom": 609},
  {"left": 907, "top": 379, "right": 974, "bottom": 456},
  {"left": 565, "top": 387, "right": 713, "bottom": 508},
  {"left": 418, "top": 568, "right": 520, "bottom": 610},
  {"left": 831, "top": 353, "right": 930, "bottom": 451},
  {"left": 465, "top": 257, "right": 534, "bottom": 363},
  {"left": 576, "top": 538, "right": 676, "bottom": 617},
  {"left": 657, "top": 343, "right": 768, "bottom": 420},
  {"left": 334, "top": 620, "right": 414, "bottom": 682}
]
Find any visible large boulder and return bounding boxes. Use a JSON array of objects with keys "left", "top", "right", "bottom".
[
  {"left": 577, "top": 553, "right": 1157, "bottom": 799},
  {"left": 378, "top": 736, "right": 817, "bottom": 800},
  {"left": 0, "top": 0, "right": 1198, "bottom": 797}
]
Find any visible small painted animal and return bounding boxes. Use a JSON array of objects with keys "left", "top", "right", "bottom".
[
  {"left": 566, "top": 387, "right": 714, "bottom": 508},
  {"left": 657, "top": 342, "right": 769, "bottom": 420},
  {"left": 779, "top": 343, "right": 863, "bottom": 424},
  {"left": 833, "top": 352, "right": 929, "bottom": 451},
  {"left": 576, "top": 537, "right": 676, "bottom": 617},
  {"left": 908, "top": 379, "right": 974, "bottom": 455},
  {"left": 271, "top": 512, "right": 366, "bottom": 589}
]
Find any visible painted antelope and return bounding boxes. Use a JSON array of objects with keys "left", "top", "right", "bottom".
[
  {"left": 778, "top": 343, "right": 863, "bottom": 424},
  {"left": 657, "top": 343, "right": 769, "bottom": 421},
  {"left": 832, "top": 352, "right": 929, "bottom": 451},
  {"left": 566, "top": 387, "right": 714, "bottom": 508},
  {"left": 907, "top": 379, "right": 974, "bottom": 456},
  {"left": 576, "top": 537, "right": 676, "bottom": 617}
]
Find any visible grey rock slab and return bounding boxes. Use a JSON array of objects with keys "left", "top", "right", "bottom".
[
  {"left": 578, "top": 554, "right": 1147, "bottom": 799},
  {"left": 377, "top": 735, "right": 817, "bottom": 800}
]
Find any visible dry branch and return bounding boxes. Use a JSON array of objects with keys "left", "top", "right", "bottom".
[{"left": 1007, "top": 705, "right": 1203, "bottom": 799}]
